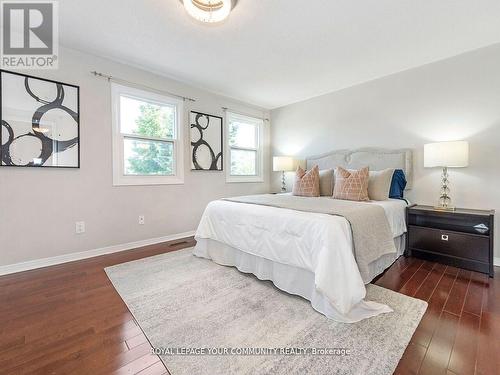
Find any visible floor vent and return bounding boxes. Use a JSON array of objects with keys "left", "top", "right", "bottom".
[{"left": 169, "top": 240, "right": 189, "bottom": 247}]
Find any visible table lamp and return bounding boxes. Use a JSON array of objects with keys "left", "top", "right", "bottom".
[
  {"left": 273, "top": 156, "right": 294, "bottom": 192},
  {"left": 424, "top": 141, "right": 469, "bottom": 211}
]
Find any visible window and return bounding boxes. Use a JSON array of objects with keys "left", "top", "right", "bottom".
[
  {"left": 111, "top": 83, "right": 184, "bottom": 185},
  {"left": 226, "top": 112, "right": 264, "bottom": 183}
]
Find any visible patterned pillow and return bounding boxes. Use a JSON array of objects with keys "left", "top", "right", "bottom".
[
  {"left": 292, "top": 165, "right": 320, "bottom": 197},
  {"left": 333, "top": 166, "right": 370, "bottom": 201}
]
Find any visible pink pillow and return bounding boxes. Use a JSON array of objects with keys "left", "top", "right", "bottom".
[
  {"left": 292, "top": 165, "right": 320, "bottom": 197},
  {"left": 333, "top": 166, "right": 370, "bottom": 201}
]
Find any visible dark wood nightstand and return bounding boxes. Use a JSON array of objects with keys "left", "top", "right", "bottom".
[{"left": 406, "top": 205, "right": 495, "bottom": 277}]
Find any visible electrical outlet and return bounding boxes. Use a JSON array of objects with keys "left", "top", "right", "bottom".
[
  {"left": 138, "top": 215, "right": 145, "bottom": 225},
  {"left": 75, "top": 221, "right": 86, "bottom": 234}
]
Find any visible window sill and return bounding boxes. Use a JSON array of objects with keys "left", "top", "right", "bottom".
[
  {"left": 113, "top": 176, "right": 184, "bottom": 186},
  {"left": 226, "top": 176, "right": 264, "bottom": 184}
]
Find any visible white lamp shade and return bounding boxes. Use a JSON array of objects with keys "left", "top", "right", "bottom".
[
  {"left": 424, "top": 141, "right": 469, "bottom": 168},
  {"left": 273, "top": 156, "right": 294, "bottom": 172}
]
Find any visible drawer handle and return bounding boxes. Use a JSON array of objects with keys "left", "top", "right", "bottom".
[{"left": 441, "top": 234, "right": 449, "bottom": 241}]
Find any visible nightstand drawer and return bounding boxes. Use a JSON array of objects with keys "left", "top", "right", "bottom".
[{"left": 408, "top": 225, "right": 489, "bottom": 262}]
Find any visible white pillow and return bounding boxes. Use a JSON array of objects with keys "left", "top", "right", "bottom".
[
  {"left": 319, "top": 169, "right": 334, "bottom": 196},
  {"left": 368, "top": 169, "right": 395, "bottom": 201}
]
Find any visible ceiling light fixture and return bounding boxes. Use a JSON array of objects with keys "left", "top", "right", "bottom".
[{"left": 182, "top": 0, "right": 235, "bottom": 23}]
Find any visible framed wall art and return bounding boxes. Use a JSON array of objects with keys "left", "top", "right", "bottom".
[
  {"left": 0, "top": 70, "right": 80, "bottom": 168},
  {"left": 190, "top": 110, "right": 223, "bottom": 171}
]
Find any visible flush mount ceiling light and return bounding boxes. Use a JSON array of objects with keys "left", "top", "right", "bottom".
[{"left": 182, "top": 0, "right": 235, "bottom": 23}]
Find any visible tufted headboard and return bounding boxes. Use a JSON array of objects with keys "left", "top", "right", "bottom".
[{"left": 306, "top": 148, "right": 413, "bottom": 189}]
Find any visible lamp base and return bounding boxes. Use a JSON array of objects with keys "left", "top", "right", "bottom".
[
  {"left": 280, "top": 171, "right": 287, "bottom": 192},
  {"left": 435, "top": 167, "right": 455, "bottom": 212}
]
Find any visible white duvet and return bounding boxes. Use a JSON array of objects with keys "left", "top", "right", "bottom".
[{"left": 194, "top": 197, "right": 408, "bottom": 322}]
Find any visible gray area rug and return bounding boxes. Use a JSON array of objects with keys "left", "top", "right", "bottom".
[{"left": 105, "top": 248, "right": 427, "bottom": 375}]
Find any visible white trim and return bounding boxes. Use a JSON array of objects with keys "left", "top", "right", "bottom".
[
  {"left": 225, "top": 112, "right": 264, "bottom": 183},
  {"left": 494, "top": 257, "right": 500, "bottom": 267},
  {"left": 111, "top": 83, "right": 185, "bottom": 186},
  {"left": 226, "top": 176, "right": 265, "bottom": 183},
  {"left": 0, "top": 230, "right": 195, "bottom": 276}
]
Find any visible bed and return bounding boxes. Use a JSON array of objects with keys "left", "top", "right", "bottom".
[{"left": 193, "top": 148, "right": 413, "bottom": 323}]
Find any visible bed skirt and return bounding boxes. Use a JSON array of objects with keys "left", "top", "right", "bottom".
[
  {"left": 192, "top": 236, "right": 405, "bottom": 322},
  {"left": 364, "top": 235, "right": 405, "bottom": 283}
]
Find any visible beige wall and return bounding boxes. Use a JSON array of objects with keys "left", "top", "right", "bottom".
[
  {"left": 0, "top": 47, "right": 270, "bottom": 267},
  {"left": 271, "top": 44, "right": 500, "bottom": 260}
]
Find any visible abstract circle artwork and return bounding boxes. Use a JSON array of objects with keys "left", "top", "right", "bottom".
[
  {"left": 0, "top": 70, "right": 80, "bottom": 168},
  {"left": 190, "top": 111, "right": 223, "bottom": 171}
]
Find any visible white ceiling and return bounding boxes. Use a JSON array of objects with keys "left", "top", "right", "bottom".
[{"left": 59, "top": 0, "right": 500, "bottom": 109}]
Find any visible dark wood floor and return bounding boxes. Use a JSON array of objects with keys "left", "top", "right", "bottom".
[
  {"left": 0, "top": 238, "right": 498, "bottom": 375},
  {"left": 375, "top": 257, "right": 500, "bottom": 375}
]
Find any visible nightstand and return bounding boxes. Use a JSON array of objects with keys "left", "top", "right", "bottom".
[{"left": 406, "top": 205, "right": 495, "bottom": 277}]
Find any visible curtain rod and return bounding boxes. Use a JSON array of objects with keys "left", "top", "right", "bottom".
[
  {"left": 222, "top": 107, "right": 269, "bottom": 122},
  {"left": 91, "top": 71, "right": 196, "bottom": 102}
]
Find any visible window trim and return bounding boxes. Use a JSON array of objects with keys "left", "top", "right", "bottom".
[
  {"left": 225, "top": 112, "right": 264, "bottom": 183},
  {"left": 111, "top": 83, "right": 184, "bottom": 186}
]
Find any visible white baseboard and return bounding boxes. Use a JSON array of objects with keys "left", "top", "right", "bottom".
[
  {"left": 1, "top": 232, "right": 497, "bottom": 277},
  {"left": 0, "top": 230, "right": 196, "bottom": 277}
]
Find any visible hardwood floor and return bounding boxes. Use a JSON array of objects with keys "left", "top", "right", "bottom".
[
  {"left": 1, "top": 238, "right": 498, "bottom": 375},
  {"left": 375, "top": 257, "right": 500, "bottom": 375},
  {"left": 0, "top": 238, "right": 196, "bottom": 375}
]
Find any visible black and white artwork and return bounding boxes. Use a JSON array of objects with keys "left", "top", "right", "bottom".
[
  {"left": 190, "top": 111, "right": 222, "bottom": 171},
  {"left": 0, "top": 70, "right": 80, "bottom": 168}
]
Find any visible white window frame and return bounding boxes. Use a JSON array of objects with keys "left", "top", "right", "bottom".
[
  {"left": 111, "top": 83, "right": 184, "bottom": 186},
  {"left": 225, "top": 112, "right": 264, "bottom": 183}
]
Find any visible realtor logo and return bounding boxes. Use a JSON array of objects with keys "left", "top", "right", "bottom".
[{"left": 1, "top": 0, "right": 58, "bottom": 69}]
